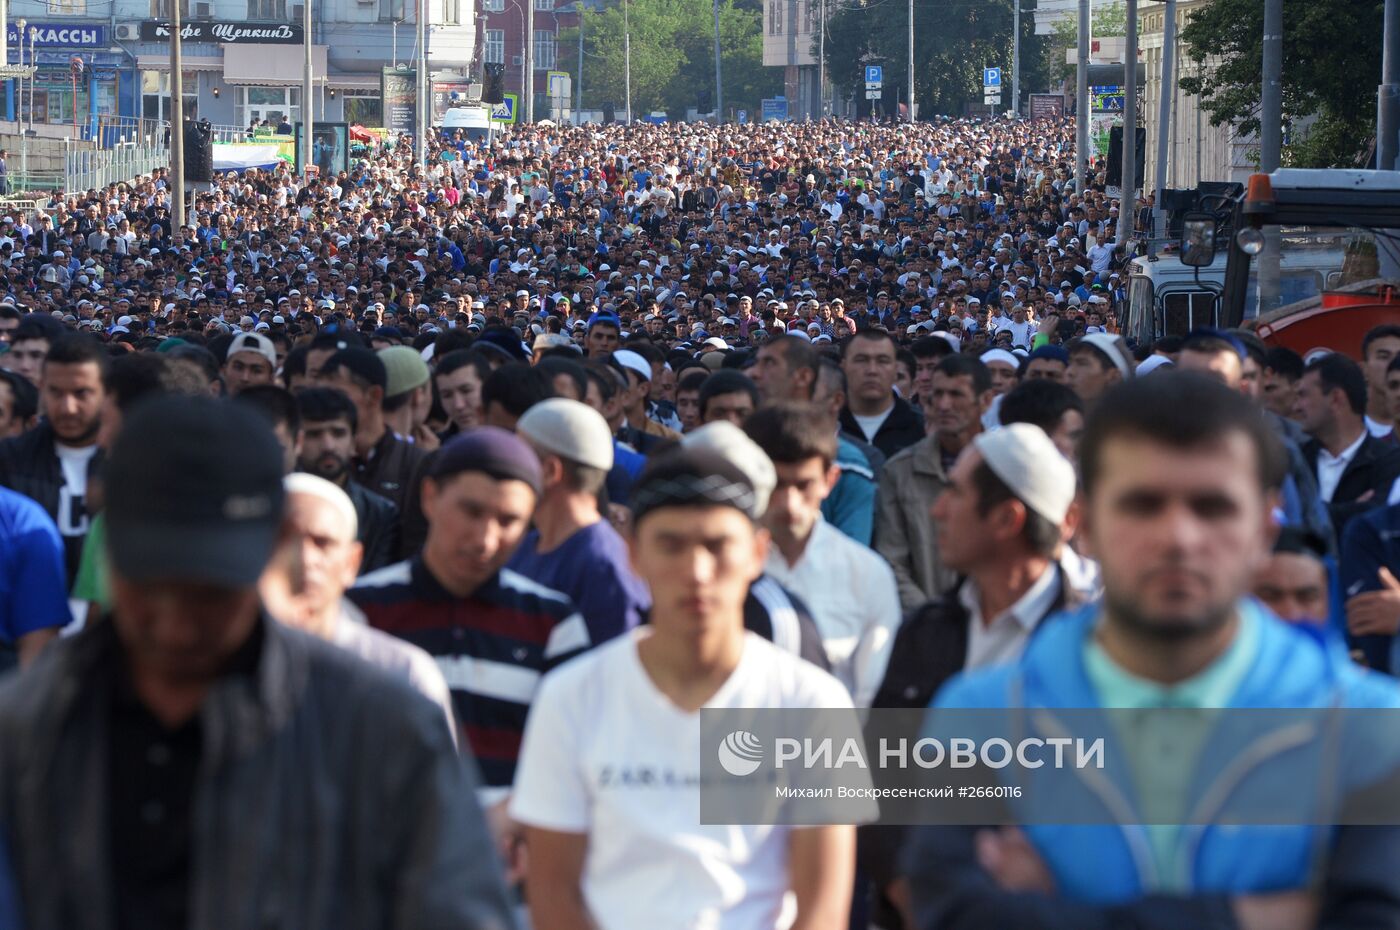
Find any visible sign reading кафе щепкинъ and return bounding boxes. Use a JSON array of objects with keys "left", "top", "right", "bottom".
[{"left": 139, "top": 21, "right": 305, "bottom": 44}]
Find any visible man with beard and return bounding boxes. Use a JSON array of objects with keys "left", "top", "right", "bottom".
[
  {"left": 905, "top": 372, "right": 1400, "bottom": 930},
  {"left": 0, "top": 335, "right": 106, "bottom": 582},
  {"left": 296, "top": 387, "right": 400, "bottom": 572}
]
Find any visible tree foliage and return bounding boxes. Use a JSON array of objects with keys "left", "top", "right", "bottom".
[
  {"left": 823, "top": 0, "right": 1048, "bottom": 116},
  {"left": 1043, "top": 1, "right": 1125, "bottom": 85},
  {"left": 1178, "top": 0, "right": 1382, "bottom": 168},
  {"left": 570, "top": 0, "right": 780, "bottom": 119}
]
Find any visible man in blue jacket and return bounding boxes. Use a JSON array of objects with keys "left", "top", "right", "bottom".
[{"left": 904, "top": 371, "right": 1400, "bottom": 930}]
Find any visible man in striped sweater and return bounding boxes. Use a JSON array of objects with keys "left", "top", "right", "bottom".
[{"left": 349, "top": 427, "right": 589, "bottom": 809}]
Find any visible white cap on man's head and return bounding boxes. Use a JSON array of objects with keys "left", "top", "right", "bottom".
[
  {"left": 517, "top": 398, "right": 615, "bottom": 472},
  {"left": 972, "top": 423, "right": 1076, "bottom": 526},
  {"left": 284, "top": 472, "right": 358, "bottom": 538}
]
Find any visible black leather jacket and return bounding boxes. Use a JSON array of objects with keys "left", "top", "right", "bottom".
[
  {"left": 0, "top": 616, "right": 516, "bottom": 930},
  {"left": 345, "top": 479, "right": 400, "bottom": 574}
]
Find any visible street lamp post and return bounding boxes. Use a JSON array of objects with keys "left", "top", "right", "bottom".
[
  {"left": 623, "top": 0, "right": 631, "bottom": 123},
  {"left": 14, "top": 18, "right": 24, "bottom": 129}
]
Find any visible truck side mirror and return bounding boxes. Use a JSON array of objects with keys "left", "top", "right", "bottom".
[{"left": 1180, "top": 213, "right": 1217, "bottom": 267}]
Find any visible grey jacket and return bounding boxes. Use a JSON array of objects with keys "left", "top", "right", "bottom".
[
  {"left": 0, "top": 616, "right": 516, "bottom": 930},
  {"left": 875, "top": 432, "right": 958, "bottom": 612}
]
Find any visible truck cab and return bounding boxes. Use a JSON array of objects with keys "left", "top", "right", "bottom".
[
  {"left": 1123, "top": 250, "right": 1227, "bottom": 346},
  {"left": 1217, "top": 169, "right": 1400, "bottom": 359}
]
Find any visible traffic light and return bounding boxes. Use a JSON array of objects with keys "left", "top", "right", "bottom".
[
  {"left": 603, "top": 101, "right": 616, "bottom": 123},
  {"left": 483, "top": 63, "right": 505, "bottom": 105},
  {"left": 184, "top": 119, "right": 213, "bottom": 183},
  {"left": 1106, "top": 125, "right": 1147, "bottom": 189},
  {"left": 697, "top": 87, "right": 712, "bottom": 114}
]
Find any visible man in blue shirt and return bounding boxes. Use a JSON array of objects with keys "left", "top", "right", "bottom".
[
  {"left": 508, "top": 398, "right": 649, "bottom": 643},
  {"left": 905, "top": 372, "right": 1400, "bottom": 929},
  {"left": 0, "top": 484, "right": 70, "bottom": 668}
]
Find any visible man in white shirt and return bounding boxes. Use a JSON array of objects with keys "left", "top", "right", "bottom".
[
  {"left": 512, "top": 447, "right": 862, "bottom": 930},
  {"left": 935, "top": 424, "right": 1079, "bottom": 668},
  {"left": 745, "top": 402, "right": 900, "bottom": 706}
]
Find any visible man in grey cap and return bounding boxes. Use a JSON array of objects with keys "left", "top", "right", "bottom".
[
  {"left": 507, "top": 398, "right": 651, "bottom": 643},
  {"left": 0, "top": 394, "right": 515, "bottom": 930}
]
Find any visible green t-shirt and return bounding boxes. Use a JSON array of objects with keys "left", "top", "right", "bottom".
[
  {"left": 71, "top": 511, "right": 110, "bottom": 610},
  {"left": 1083, "top": 606, "right": 1259, "bottom": 891}
]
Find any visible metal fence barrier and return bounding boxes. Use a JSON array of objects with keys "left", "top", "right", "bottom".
[{"left": 65, "top": 142, "right": 168, "bottom": 193}]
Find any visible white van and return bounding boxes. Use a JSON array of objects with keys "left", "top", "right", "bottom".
[{"left": 439, "top": 106, "right": 493, "bottom": 144}]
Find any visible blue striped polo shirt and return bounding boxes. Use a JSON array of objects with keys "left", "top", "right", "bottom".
[{"left": 349, "top": 556, "right": 590, "bottom": 794}]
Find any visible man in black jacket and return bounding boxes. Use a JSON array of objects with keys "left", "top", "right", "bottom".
[
  {"left": 0, "top": 334, "right": 106, "bottom": 582},
  {"left": 295, "top": 387, "right": 400, "bottom": 573},
  {"left": 840, "top": 328, "right": 925, "bottom": 459},
  {"left": 1295, "top": 353, "right": 1400, "bottom": 540},
  {"left": 313, "top": 347, "right": 427, "bottom": 515},
  {"left": 0, "top": 394, "right": 514, "bottom": 930}
]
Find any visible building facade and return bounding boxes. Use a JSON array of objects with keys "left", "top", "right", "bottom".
[
  {"left": 1138, "top": 0, "right": 1254, "bottom": 190},
  {"left": 761, "top": 0, "right": 820, "bottom": 119},
  {"left": 5, "top": 0, "right": 476, "bottom": 134},
  {"left": 477, "top": 0, "right": 576, "bottom": 117}
]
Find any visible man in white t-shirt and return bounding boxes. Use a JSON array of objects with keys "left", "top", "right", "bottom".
[{"left": 511, "top": 447, "right": 863, "bottom": 930}]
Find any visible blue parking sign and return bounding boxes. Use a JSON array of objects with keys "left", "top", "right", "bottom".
[
  {"left": 865, "top": 65, "right": 883, "bottom": 85},
  {"left": 984, "top": 67, "right": 1001, "bottom": 87}
]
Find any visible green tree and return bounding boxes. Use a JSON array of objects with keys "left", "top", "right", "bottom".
[
  {"left": 823, "top": 0, "right": 1047, "bottom": 117},
  {"left": 568, "top": 0, "right": 780, "bottom": 118},
  {"left": 1043, "top": 1, "right": 1125, "bottom": 84},
  {"left": 1178, "top": 0, "right": 1382, "bottom": 168}
]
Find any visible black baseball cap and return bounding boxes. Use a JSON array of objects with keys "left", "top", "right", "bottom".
[
  {"left": 322, "top": 347, "right": 388, "bottom": 389},
  {"left": 105, "top": 394, "right": 286, "bottom": 588}
]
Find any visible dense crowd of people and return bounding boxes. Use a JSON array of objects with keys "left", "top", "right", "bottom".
[{"left": 0, "top": 114, "right": 1397, "bottom": 928}]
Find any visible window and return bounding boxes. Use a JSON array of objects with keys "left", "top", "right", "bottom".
[
  {"left": 48, "top": 0, "right": 87, "bottom": 15},
  {"left": 482, "top": 0, "right": 504, "bottom": 10},
  {"left": 443, "top": 0, "right": 460, "bottom": 22},
  {"left": 151, "top": 0, "right": 190, "bottom": 16},
  {"left": 533, "top": 30, "right": 555, "bottom": 70},
  {"left": 140, "top": 69, "right": 198, "bottom": 124},
  {"left": 533, "top": 0, "right": 553, "bottom": 8},
  {"left": 379, "top": 0, "right": 405, "bottom": 22},
  {"left": 342, "top": 88, "right": 382, "bottom": 127},
  {"left": 484, "top": 29, "right": 505, "bottom": 64},
  {"left": 768, "top": 0, "right": 782, "bottom": 34},
  {"left": 236, "top": 85, "right": 301, "bottom": 130},
  {"left": 247, "top": 0, "right": 286, "bottom": 17}
]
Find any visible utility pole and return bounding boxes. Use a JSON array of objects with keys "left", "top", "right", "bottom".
[
  {"left": 524, "top": 0, "right": 534, "bottom": 121},
  {"left": 623, "top": 0, "right": 631, "bottom": 122},
  {"left": 575, "top": 5, "right": 583, "bottom": 114},
  {"left": 1258, "top": 0, "right": 1282, "bottom": 313},
  {"left": 1260, "top": 0, "right": 1281, "bottom": 171},
  {"left": 1075, "top": 0, "right": 1090, "bottom": 192},
  {"left": 818, "top": 0, "right": 825, "bottom": 117},
  {"left": 1380, "top": 0, "right": 1399, "bottom": 169},
  {"left": 1153, "top": 0, "right": 1175, "bottom": 238},
  {"left": 712, "top": 0, "right": 722, "bottom": 122},
  {"left": 303, "top": 0, "right": 313, "bottom": 179},
  {"left": 906, "top": 0, "right": 914, "bottom": 120},
  {"left": 1115, "top": 0, "right": 1136, "bottom": 245},
  {"left": 416, "top": 0, "right": 428, "bottom": 162},
  {"left": 170, "top": 0, "right": 185, "bottom": 230},
  {"left": 1012, "top": 0, "right": 1020, "bottom": 115}
]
